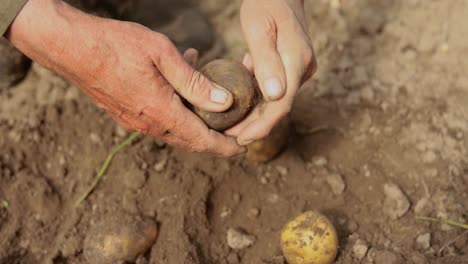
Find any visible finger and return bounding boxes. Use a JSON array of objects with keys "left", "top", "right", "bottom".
[
  {"left": 161, "top": 93, "right": 246, "bottom": 157},
  {"left": 276, "top": 16, "right": 317, "bottom": 89},
  {"left": 183, "top": 48, "right": 199, "bottom": 68},
  {"left": 153, "top": 34, "right": 233, "bottom": 112},
  {"left": 241, "top": 12, "right": 287, "bottom": 101},
  {"left": 229, "top": 99, "right": 291, "bottom": 145},
  {"left": 242, "top": 53, "right": 254, "bottom": 74}
]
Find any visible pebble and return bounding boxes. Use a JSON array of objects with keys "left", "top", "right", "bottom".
[
  {"left": 352, "top": 239, "right": 369, "bottom": 260},
  {"left": 115, "top": 125, "right": 128, "bottom": 137},
  {"left": 89, "top": 133, "right": 101, "bottom": 144},
  {"left": 227, "top": 228, "right": 256, "bottom": 250},
  {"left": 383, "top": 183, "right": 410, "bottom": 219},
  {"left": 415, "top": 233, "right": 431, "bottom": 250},
  {"left": 154, "top": 156, "right": 168, "bottom": 172},
  {"left": 413, "top": 197, "right": 432, "bottom": 215},
  {"left": 326, "top": 173, "right": 346, "bottom": 195},
  {"left": 311, "top": 156, "right": 328, "bottom": 167},
  {"left": 276, "top": 166, "right": 288, "bottom": 176},
  {"left": 247, "top": 208, "right": 260, "bottom": 220}
]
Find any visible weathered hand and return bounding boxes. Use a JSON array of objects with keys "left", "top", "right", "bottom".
[
  {"left": 226, "top": 0, "right": 317, "bottom": 145},
  {"left": 6, "top": 0, "right": 245, "bottom": 157}
]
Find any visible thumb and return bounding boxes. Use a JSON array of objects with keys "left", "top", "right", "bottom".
[{"left": 154, "top": 36, "right": 233, "bottom": 112}]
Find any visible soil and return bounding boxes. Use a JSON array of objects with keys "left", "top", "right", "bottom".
[{"left": 1, "top": 0, "right": 467, "bottom": 264}]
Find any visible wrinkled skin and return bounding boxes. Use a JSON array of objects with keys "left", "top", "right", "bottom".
[
  {"left": 5, "top": 0, "right": 316, "bottom": 156},
  {"left": 6, "top": 0, "right": 243, "bottom": 157}
]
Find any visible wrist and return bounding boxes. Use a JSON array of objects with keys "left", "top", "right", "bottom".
[{"left": 6, "top": 0, "right": 107, "bottom": 79}]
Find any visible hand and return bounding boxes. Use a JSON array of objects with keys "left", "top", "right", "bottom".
[
  {"left": 6, "top": 0, "right": 245, "bottom": 157},
  {"left": 226, "top": 0, "right": 317, "bottom": 145}
]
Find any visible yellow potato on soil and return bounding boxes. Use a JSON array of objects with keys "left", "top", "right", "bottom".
[
  {"left": 84, "top": 214, "right": 158, "bottom": 264},
  {"left": 281, "top": 211, "right": 338, "bottom": 264}
]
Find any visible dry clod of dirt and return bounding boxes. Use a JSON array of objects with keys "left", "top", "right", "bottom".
[
  {"left": 415, "top": 233, "right": 431, "bottom": 250},
  {"left": 383, "top": 183, "right": 411, "bottom": 219},
  {"left": 352, "top": 238, "right": 369, "bottom": 260},
  {"left": 326, "top": 172, "right": 346, "bottom": 195},
  {"left": 226, "top": 228, "right": 256, "bottom": 250}
]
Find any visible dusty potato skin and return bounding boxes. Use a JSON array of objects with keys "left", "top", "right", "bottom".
[
  {"left": 193, "top": 59, "right": 259, "bottom": 131},
  {"left": 83, "top": 214, "right": 158, "bottom": 264},
  {"left": 246, "top": 117, "right": 290, "bottom": 162},
  {"left": 281, "top": 211, "right": 338, "bottom": 264}
]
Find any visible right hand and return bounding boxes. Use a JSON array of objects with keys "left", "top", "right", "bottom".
[{"left": 6, "top": 0, "right": 245, "bottom": 157}]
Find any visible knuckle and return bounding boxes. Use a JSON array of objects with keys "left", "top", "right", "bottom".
[
  {"left": 184, "top": 71, "right": 206, "bottom": 97},
  {"left": 302, "top": 46, "right": 315, "bottom": 68}
]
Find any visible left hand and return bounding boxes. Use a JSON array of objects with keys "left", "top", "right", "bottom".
[{"left": 225, "top": 0, "right": 317, "bottom": 145}]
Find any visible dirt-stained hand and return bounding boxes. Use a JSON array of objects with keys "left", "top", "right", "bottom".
[
  {"left": 226, "top": 0, "right": 317, "bottom": 145},
  {"left": 6, "top": 0, "right": 245, "bottom": 157}
]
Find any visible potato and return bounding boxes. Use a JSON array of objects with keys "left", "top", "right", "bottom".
[
  {"left": 192, "top": 59, "right": 260, "bottom": 131},
  {"left": 246, "top": 117, "right": 290, "bottom": 162},
  {"left": 281, "top": 211, "right": 338, "bottom": 264},
  {"left": 83, "top": 214, "right": 158, "bottom": 264}
]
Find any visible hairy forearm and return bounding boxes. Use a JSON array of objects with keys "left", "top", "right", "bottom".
[{"left": 5, "top": 0, "right": 107, "bottom": 82}]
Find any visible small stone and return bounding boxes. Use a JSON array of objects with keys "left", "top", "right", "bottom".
[
  {"left": 311, "top": 156, "right": 328, "bottom": 167},
  {"left": 89, "top": 133, "right": 101, "bottom": 144},
  {"left": 247, "top": 208, "right": 260, "bottom": 220},
  {"left": 352, "top": 239, "right": 368, "bottom": 260},
  {"left": 276, "top": 166, "right": 288, "bottom": 176},
  {"left": 325, "top": 173, "right": 346, "bottom": 195},
  {"left": 220, "top": 207, "right": 231, "bottom": 219},
  {"left": 383, "top": 183, "right": 410, "bottom": 219},
  {"left": 415, "top": 233, "right": 431, "bottom": 250},
  {"left": 115, "top": 125, "right": 128, "bottom": 137},
  {"left": 227, "top": 228, "right": 256, "bottom": 250},
  {"left": 153, "top": 156, "right": 167, "bottom": 172},
  {"left": 413, "top": 197, "right": 433, "bottom": 215}
]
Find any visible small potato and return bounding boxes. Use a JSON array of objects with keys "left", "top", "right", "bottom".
[
  {"left": 281, "top": 211, "right": 338, "bottom": 264},
  {"left": 246, "top": 117, "right": 290, "bottom": 162},
  {"left": 84, "top": 214, "right": 158, "bottom": 264},
  {"left": 192, "top": 59, "right": 260, "bottom": 131}
]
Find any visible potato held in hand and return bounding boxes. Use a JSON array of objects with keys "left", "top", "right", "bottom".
[
  {"left": 281, "top": 211, "right": 338, "bottom": 264},
  {"left": 192, "top": 59, "right": 259, "bottom": 131},
  {"left": 84, "top": 214, "right": 158, "bottom": 264}
]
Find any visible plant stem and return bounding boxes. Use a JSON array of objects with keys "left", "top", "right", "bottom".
[
  {"left": 74, "top": 132, "right": 140, "bottom": 207},
  {"left": 416, "top": 216, "right": 468, "bottom": 230}
]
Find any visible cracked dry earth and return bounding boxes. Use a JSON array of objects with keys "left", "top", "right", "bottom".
[{"left": 0, "top": 0, "right": 467, "bottom": 263}]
